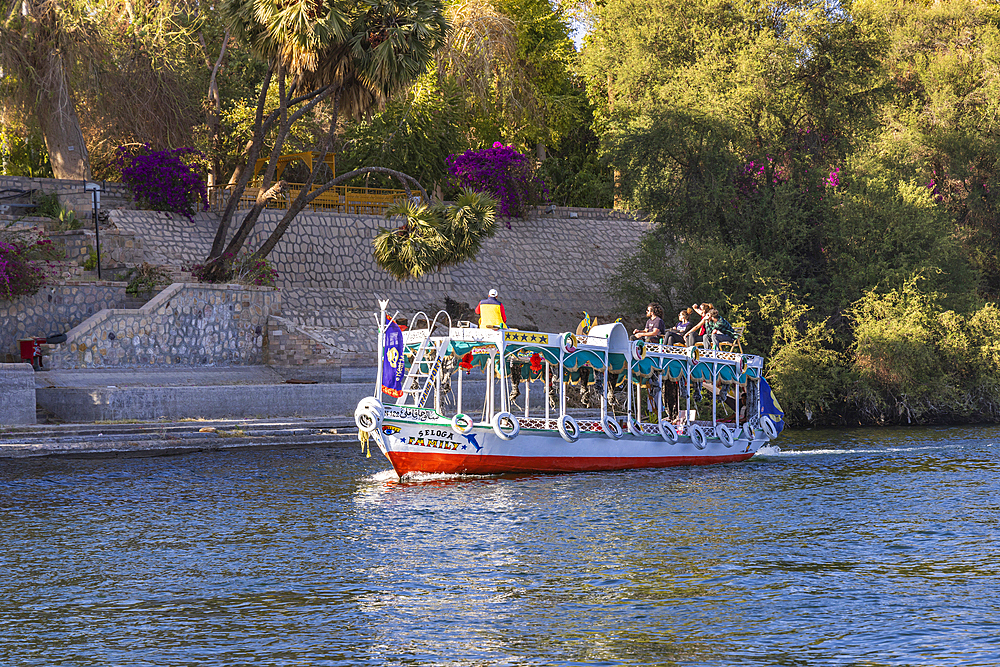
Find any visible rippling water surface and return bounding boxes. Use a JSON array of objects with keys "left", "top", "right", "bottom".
[{"left": 2, "top": 426, "right": 999, "bottom": 666}]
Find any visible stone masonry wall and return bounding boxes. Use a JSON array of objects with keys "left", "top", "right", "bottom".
[
  {"left": 109, "top": 205, "right": 652, "bottom": 333},
  {"left": 48, "top": 283, "right": 280, "bottom": 369},
  {"left": 0, "top": 283, "right": 127, "bottom": 363},
  {"left": 49, "top": 229, "right": 143, "bottom": 270},
  {"left": 0, "top": 176, "right": 134, "bottom": 215},
  {"left": 264, "top": 316, "right": 371, "bottom": 375}
]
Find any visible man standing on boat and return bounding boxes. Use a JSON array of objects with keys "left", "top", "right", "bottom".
[{"left": 476, "top": 288, "right": 507, "bottom": 329}]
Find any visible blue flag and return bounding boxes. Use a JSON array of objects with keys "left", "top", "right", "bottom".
[
  {"left": 381, "top": 318, "right": 405, "bottom": 398},
  {"left": 759, "top": 377, "right": 785, "bottom": 434}
]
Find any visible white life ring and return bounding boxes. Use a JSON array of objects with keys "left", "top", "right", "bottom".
[
  {"left": 354, "top": 397, "right": 384, "bottom": 433},
  {"left": 715, "top": 423, "right": 735, "bottom": 448},
  {"left": 492, "top": 412, "right": 520, "bottom": 440},
  {"left": 743, "top": 422, "right": 757, "bottom": 441},
  {"left": 626, "top": 416, "right": 644, "bottom": 437},
  {"left": 561, "top": 332, "right": 578, "bottom": 354},
  {"left": 451, "top": 413, "right": 475, "bottom": 435},
  {"left": 688, "top": 424, "right": 708, "bottom": 450},
  {"left": 658, "top": 418, "right": 678, "bottom": 443},
  {"left": 761, "top": 415, "right": 779, "bottom": 439},
  {"left": 558, "top": 414, "right": 580, "bottom": 442},
  {"left": 631, "top": 339, "right": 646, "bottom": 360},
  {"left": 601, "top": 414, "right": 623, "bottom": 439}
]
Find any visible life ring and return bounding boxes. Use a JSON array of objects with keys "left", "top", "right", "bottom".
[
  {"left": 558, "top": 414, "right": 580, "bottom": 442},
  {"left": 561, "top": 332, "right": 578, "bottom": 354},
  {"left": 738, "top": 355, "right": 749, "bottom": 376},
  {"left": 715, "top": 423, "right": 735, "bottom": 448},
  {"left": 687, "top": 346, "right": 701, "bottom": 363},
  {"left": 601, "top": 414, "right": 623, "bottom": 439},
  {"left": 492, "top": 412, "right": 520, "bottom": 440},
  {"left": 658, "top": 418, "right": 678, "bottom": 443},
  {"left": 354, "top": 397, "right": 384, "bottom": 433},
  {"left": 688, "top": 424, "right": 708, "bottom": 450},
  {"left": 626, "top": 416, "right": 644, "bottom": 437},
  {"left": 761, "top": 415, "right": 779, "bottom": 439},
  {"left": 451, "top": 413, "right": 475, "bottom": 435},
  {"left": 631, "top": 339, "right": 646, "bottom": 360}
]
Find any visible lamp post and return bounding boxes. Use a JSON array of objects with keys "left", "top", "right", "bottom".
[{"left": 85, "top": 182, "right": 101, "bottom": 279}]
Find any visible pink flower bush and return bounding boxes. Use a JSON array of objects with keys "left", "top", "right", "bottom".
[{"left": 447, "top": 143, "right": 548, "bottom": 222}]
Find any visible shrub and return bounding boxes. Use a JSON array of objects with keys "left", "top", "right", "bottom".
[
  {"left": 0, "top": 226, "right": 59, "bottom": 300},
  {"left": 116, "top": 144, "right": 208, "bottom": 222},
  {"left": 123, "top": 262, "right": 174, "bottom": 296},
  {"left": 190, "top": 252, "right": 278, "bottom": 287},
  {"left": 447, "top": 143, "right": 547, "bottom": 221}
]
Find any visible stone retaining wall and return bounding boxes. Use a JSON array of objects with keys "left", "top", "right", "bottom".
[
  {"left": 110, "top": 205, "right": 652, "bottom": 332},
  {"left": 264, "top": 316, "right": 372, "bottom": 381},
  {"left": 0, "top": 363, "right": 35, "bottom": 425},
  {"left": 1, "top": 283, "right": 127, "bottom": 363},
  {"left": 49, "top": 283, "right": 280, "bottom": 368},
  {"left": 0, "top": 176, "right": 134, "bottom": 215},
  {"left": 49, "top": 228, "right": 143, "bottom": 270}
]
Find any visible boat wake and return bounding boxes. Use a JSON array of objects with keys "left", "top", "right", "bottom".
[{"left": 758, "top": 444, "right": 955, "bottom": 457}]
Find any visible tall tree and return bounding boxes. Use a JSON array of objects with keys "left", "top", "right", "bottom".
[
  {"left": 0, "top": 0, "right": 92, "bottom": 179},
  {"left": 200, "top": 0, "right": 448, "bottom": 279}
]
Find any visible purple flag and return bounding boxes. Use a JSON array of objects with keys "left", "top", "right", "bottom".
[{"left": 381, "top": 318, "right": 405, "bottom": 398}]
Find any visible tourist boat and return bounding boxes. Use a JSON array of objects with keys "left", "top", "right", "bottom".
[{"left": 355, "top": 300, "right": 784, "bottom": 476}]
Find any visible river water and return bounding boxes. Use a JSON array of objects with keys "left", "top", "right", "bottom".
[{"left": 1, "top": 426, "right": 998, "bottom": 666}]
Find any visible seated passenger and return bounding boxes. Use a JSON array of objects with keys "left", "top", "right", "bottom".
[
  {"left": 684, "top": 302, "right": 713, "bottom": 347},
  {"left": 705, "top": 309, "right": 737, "bottom": 349},
  {"left": 665, "top": 308, "right": 693, "bottom": 345},
  {"left": 633, "top": 302, "right": 665, "bottom": 343}
]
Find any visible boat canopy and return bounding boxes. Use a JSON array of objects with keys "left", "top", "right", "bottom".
[{"left": 410, "top": 323, "right": 762, "bottom": 384}]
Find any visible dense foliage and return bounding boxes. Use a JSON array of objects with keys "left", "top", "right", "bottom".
[
  {"left": 373, "top": 188, "right": 498, "bottom": 279},
  {"left": 0, "top": 227, "right": 59, "bottom": 300},
  {"left": 583, "top": 0, "right": 1000, "bottom": 426},
  {"left": 190, "top": 252, "right": 278, "bottom": 287},
  {"left": 117, "top": 145, "right": 208, "bottom": 222},
  {"left": 447, "top": 143, "right": 546, "bottom": 218}
]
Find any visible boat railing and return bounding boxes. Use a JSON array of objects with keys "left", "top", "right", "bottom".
[
  {"left": 428, "top": 310, "right": 453, "bottom": 335},
  {"left": 409, "top": 311, "right": 430, "bottom": 332}
]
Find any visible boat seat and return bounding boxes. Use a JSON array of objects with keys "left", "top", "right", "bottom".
[{"left": 719, "top": 326, "right": 745, "bottom": 354}]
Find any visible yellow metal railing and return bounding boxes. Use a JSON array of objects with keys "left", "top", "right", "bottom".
[{"left": 207, "top": 183, "right": 410, "bottom": 216}]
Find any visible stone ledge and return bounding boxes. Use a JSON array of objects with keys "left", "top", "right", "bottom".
[{"left": 0, "top": 363, "right": 36, "bottom": 425}]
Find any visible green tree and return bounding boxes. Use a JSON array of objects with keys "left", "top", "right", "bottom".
[{"left": 200, "top": 0, "right": 449, "bottom": 280}]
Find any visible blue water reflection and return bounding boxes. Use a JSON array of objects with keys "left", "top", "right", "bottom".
[{"left": 2, "top": 427, "right": 999, "bottom": 665}]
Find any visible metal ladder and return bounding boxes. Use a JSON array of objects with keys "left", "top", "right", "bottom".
[{"left": 395, "top": 310, "right": 453, "bottom": 408}]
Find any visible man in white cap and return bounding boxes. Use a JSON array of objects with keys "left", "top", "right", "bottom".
[{"left": 476, "top": 288, "right": 506, "bottom": 329}]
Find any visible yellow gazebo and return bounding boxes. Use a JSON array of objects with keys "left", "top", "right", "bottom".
[
  {"left": 236, "top": 150, "right": 406, "bottom": 215},
  {"left": 252, "top": 151, "right": 336, "bottom": 180}
]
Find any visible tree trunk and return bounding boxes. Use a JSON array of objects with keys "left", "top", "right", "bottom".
[{"left": 37, "top": 57, "right": 90, "bottom": 181}]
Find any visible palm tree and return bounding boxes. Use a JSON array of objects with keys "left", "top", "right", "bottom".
[
  {"left": 202, "top": 0, "right": 449, "bottom": 279},
  {"left": 373, "top": 187, "right": 497, "bottom": 280}
]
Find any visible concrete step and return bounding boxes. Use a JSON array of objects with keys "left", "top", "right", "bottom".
[{"left": 0, "top": 416, "right": 361, "bottom": 458}]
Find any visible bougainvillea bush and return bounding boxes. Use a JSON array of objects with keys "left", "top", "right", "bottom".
[
  {"left": 447, "top": 143, "right": 547, "bottom": 222},
  {"left": 116, "top": 145, "right": 208, "bottom": 222},
  {"left": 0, "top": 228, "right": 59, "bottom": 300}
]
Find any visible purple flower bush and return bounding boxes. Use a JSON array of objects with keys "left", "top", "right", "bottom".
[
  {"left": 447, "top": 142, "right": 548, "bottom": 222},
  {"left": 0, "top": 233, "right": 58, "bottom": 300},
  {"left": 116, "top": 145, "right": 208, "bottom": 222}
]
